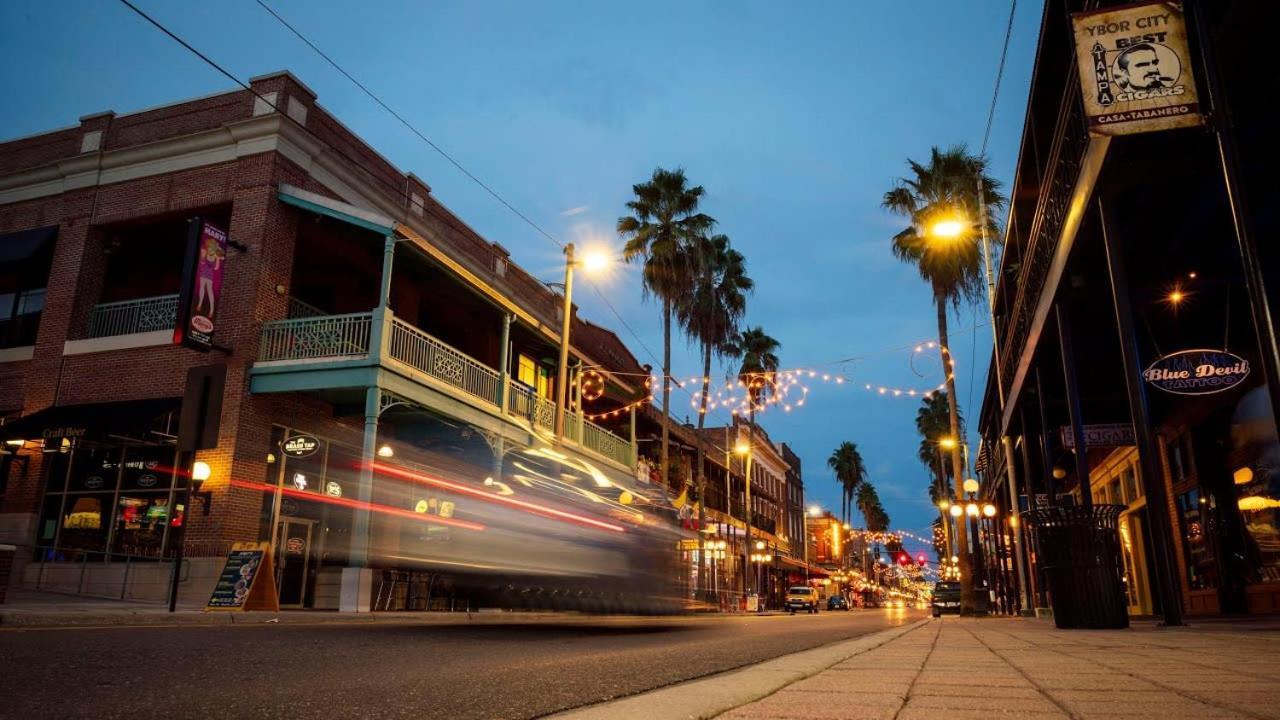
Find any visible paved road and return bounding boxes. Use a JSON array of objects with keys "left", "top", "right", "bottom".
[{"left": 0, "top": 609, "right": 920, "bottom": 719}]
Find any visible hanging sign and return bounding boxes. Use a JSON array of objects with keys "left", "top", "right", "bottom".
[
  {"left": 174, "top": 217, "right": 228, "bottom": 352},
  {"left": 1144, "top": 349, "right": 1250, "bottom": 395},
  {"left": 1059, "top": 423, "right": 1136, "bottom": 449},
  {"left": 281, "top": 434, "right": 319, "bottom": 458},
  {"left": 1071, "top": 2, "right": 1203, "bottom": 136},
  {"left": 205, "top": 542, "right": 279, "bottom": 612}
]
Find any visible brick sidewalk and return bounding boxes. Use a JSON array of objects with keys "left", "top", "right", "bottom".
[{"left": 718, "top": 618, "right": 1280, "bottom": 720}]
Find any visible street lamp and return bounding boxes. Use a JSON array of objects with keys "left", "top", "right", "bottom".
[
  {"left": 734, "top": 435, "right": 755, "bottom": 601},
  {"left": 554, "top": 243, "right": 612, "bottom": 440}
]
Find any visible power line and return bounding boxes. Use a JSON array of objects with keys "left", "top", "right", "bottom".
[
  {"left": 250, "top": 0, "right": 723, "bottom": 417},
  {"left": 252, "top": 0, "right": 564, "bottom": 252},
  {"left": 981, "top": 0, "right": 1018, "bottom": 156}
]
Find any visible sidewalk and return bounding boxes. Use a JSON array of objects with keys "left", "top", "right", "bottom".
[{"left": 558, "top": 617, "right": 1280, "bottom": 719}]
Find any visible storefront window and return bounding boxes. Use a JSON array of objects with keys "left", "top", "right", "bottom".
[
  {"left": 1229, "top": 389, "right": 1280, "bottom": 583},
  {"left": 112, "top": 495, "right": 170, "bottom": 556},
  {"left": 60, "top": 493, "right": 108, "bottom": 553},
  {"left": 1122, "top": 466, "right": 1140, "bottom": 504},
  {"left": 1176, "top": 488, "right": 1219, "bottom": 590}
]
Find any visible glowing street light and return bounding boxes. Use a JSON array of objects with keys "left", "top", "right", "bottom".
[
  {"left": 928, "top": 216, "right": 968, "bottom": 241},
  {"left": 555, "top": 243, "right": 614, "bottom": 439}
]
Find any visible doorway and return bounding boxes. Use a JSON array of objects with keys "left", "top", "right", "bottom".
[{"left": 276, "top": 517, "right": 315, "bottom": 607}]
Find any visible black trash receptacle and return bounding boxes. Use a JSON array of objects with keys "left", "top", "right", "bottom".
[{"left": 1025, "top": 505, "right": 1129, "bottom": 629}]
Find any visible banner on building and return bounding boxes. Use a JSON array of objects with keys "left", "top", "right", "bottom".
[
  {"left": 174, "top": 217, "right": 228, "bottom": 352},
  {"left": 1071, "top": 2, "right": 1203, "bottom": 135},
  {"left": 1059, "top": 423, "right": 1136, "bottom": 449}
]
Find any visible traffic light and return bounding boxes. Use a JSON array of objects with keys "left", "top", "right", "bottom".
[
  {"left": 898, "top": 552, "right": 910, "bottom": 566},
  {"left": 916, "top": 553, "right": 927, "bottom": 567}
]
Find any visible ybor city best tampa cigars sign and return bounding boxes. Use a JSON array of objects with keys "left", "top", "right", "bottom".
[{"left": 1144, "top": 349, "right": 1250, "bottom": 395}]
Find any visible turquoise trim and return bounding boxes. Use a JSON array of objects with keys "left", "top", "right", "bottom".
[{"left": 277, "top": 192, "right": 394, "bottom": 235}]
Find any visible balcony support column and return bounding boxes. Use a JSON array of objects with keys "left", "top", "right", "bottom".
[
  {"left": 370, "top": 235, "right": 397, "bottom": 363},
  {"left": 341, "top": 384, "right": 380, "bottom": 613},
  {"left": 497, "top": 313, "right": 512, "bottom": 411}
]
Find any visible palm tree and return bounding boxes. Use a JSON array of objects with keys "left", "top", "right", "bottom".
[
  {"left": 916, "top": 392, "right": 960, "bottom": 504},
  {"left": 619, "top": 167, "right": 715, "bottom": 489},
  {"left": 676, "top": 232, "right": 751, "bottom": 593},
  {"left": 856, "top": 482, "right": 890, "bottom": 578},
  {"left": 827, "top": 441, "right": 866, "bottom": 529},
  {"left": 883, "top": 145, "right": 1004, "bottom": 612},
  {"left": 729, "top": 326, "right": 780, "bottom": 594}
]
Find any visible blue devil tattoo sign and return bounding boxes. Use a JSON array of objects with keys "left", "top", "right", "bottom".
[{"left": 1144, "top": 349, "right": 1250, "bottom": 396}]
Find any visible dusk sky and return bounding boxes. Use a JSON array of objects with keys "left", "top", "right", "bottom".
[{"left": 1, "top": 0, "right": 1042, "bottom": 553}]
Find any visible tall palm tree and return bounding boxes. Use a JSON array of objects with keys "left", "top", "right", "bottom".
[
  {"left": 856, "top": 482, "right": 890, "bottom": 578},
  {"left": 619, "top": 167, "right": 715, "bottom": 489},
  {"left": 676, "top": 232, "right": 751, "bottom": 591},
  {"left": 916, "top": 392, "right": 960, "bottom": 503},
  {"left": 827, "top": 441, "right": 866, "bottom": 530},
  {"left": 730, "top": 326, "right": 780, "bottom": 594},
  {"left": 883, "top": 145, "right": 1004, "bottom": 612}
]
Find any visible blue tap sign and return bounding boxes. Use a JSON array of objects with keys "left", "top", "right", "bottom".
[{"left": 1143, "top": 349, "right": 1250, "bottom": 395}]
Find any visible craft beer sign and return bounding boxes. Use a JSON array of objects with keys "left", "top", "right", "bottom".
[
  {"left": 1144, "top": 349, "right": 1250, "bottom": 395},
  {"left": 1071, "top": 2, "right": 1203, "bottom": 135}
]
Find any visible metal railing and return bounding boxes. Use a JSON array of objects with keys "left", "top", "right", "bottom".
[
  {"left": 87, "top": 294, "right": 179, "bottom": 338},
  {"left": 388, "top": 318, "right": 501, "bottom": 406},
  {"left": 258, "top": 312, "right": 372, "bottom": 362},
  {"left": 287, "top": 297, "right": 327, "bottom": 319},
  {"left": 581, "top": 416, "right": 631, "bottom": 466},
  {"left": 508, "top": 383, "right": 554, "bottom": 432}
]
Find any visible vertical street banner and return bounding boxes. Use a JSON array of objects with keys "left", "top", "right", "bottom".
[
  {"left": 1071, "top": 2, "right": 1203, "bottom": 136},
  {"left": 174, "top": 217, "right": 228, "bottom": 351}
]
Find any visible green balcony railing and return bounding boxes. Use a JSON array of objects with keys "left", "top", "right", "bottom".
[
  {"left": 508, "top": 382, "right": 554, "bottom": 432},
  {"left": 87, "top": 294, "right": 178, "bottom": 338},
  {"left": 387, "top": 317, "right": 501, "bottom": 406},
  {"left": 256, "top": 309, "right": 634, "bottom": 467},
  {"left": 258, "top": 312, "right": 372, "bottom": 362},
  {"left": 581, "top": 416, "right": 631, "bottom": 467}
]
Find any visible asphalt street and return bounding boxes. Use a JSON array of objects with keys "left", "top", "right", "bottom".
[{"left": 0, "top": 609, "right": 920, "bottom": 719}]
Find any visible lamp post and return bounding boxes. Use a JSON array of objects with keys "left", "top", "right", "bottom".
[
  {"left": 735, "top": 435, "right": 754, "bottom": 602},
  {"left": 554, "top": 243, "right": 610, "bottom": 440}
]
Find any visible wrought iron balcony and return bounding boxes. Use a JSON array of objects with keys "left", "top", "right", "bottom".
[
  {"left": 997, "top": 72, "right": 1092, "bottom": 402},
  {"left": 87, "top": 294, "right": 179, "bottom": 338},
  {"left": 255, "top": 310, "right": 634, "bottom": 468}
]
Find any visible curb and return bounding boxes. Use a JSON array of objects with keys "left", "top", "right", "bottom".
[
  {"left": 547, "top": 618, "right": 931, "bottom": 720},
  {"left": 0, "top": 608, "right": 789, "bottom": 629}
]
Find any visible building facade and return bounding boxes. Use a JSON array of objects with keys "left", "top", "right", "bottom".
[
  {"left": 976, "top": 1, "right": 1280, "bottom": 620},
  {"left": 0, "top": 71, "right": 677, "bottom": 611}
]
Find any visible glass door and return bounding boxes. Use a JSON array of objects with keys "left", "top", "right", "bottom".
[{"left": 275, "top": 517, "right": 315, "bottom": 607}]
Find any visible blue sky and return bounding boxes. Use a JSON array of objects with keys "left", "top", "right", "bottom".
[{"left": 0, "top": 0, "right": 1041, "bottom": 553}]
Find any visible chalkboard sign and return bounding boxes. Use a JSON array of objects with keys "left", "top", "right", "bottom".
[{"left": 205, "top": 542, "right": 279, "bottom": 612}]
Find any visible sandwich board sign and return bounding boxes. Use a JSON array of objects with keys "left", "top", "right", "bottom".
[{"left": 205, "top": 542, "right": 279, "bottom": 612}]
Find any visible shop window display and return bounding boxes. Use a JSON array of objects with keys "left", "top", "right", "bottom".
[{"left": 1230, "top": 389, "right": 1280, "bottom": 583}]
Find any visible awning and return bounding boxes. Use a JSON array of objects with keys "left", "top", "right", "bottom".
[
  {"left": 778, "top": 555, "right": 830, "bottom": 577},
  {"left": 0, "top": 397, "right": 182, "bottom": 444},
  {"left": 0, "top": 226, "right": 57, "bottom": 264}
]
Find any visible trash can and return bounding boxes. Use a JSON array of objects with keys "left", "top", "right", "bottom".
[{"left": 1024, "top": 505, "right": 1129, "bottom": 629}]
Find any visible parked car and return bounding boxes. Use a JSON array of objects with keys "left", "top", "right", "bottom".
[
  {"left": 785, "top": 586, "right": 820, "bottom": 614},
  {"left": 827, "top": 594, "right": 850, "bottom": 611},
  {"left": 931, "top": 581, "right": 962, "bottom": 617}
]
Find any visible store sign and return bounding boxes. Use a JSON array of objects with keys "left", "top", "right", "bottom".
[
  {"left": 324, "top": 481, "right": 342, "bottom": 498},
  {"left": 281, "top": 434, "right": 319, "bottom": 458},
  {"left": 1059, "top": 423, "right": 1136, "bottom": 449},
  {"left": 1071, "top": 2, "right": 1203, "bottom": 135},
  {"left": 137, "top": 474, "right": 159, "bottom": 488},
  {"left": 174, "top": 217, "right": 228, "bottom": 352},
  {"left": 1144, "top": 349, "right": 1250, "bottom": 395},
  {"left": 85, "top": 476, "right": 106, "bottom": 490}
]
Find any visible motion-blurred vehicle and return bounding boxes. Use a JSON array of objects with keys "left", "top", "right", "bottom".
[
  {"left": 786, "top": 586, "right": 820, "bottom": 614},
  {"left": 826, "top": 594, "right": 850, "bottom": 611},
  {"left": 931, "top": 581, "right": 962, "bottom": 617}
]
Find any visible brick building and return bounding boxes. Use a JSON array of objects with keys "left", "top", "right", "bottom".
[{"left": 0, "top": 71, "right": 683, "bottom": 611}]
